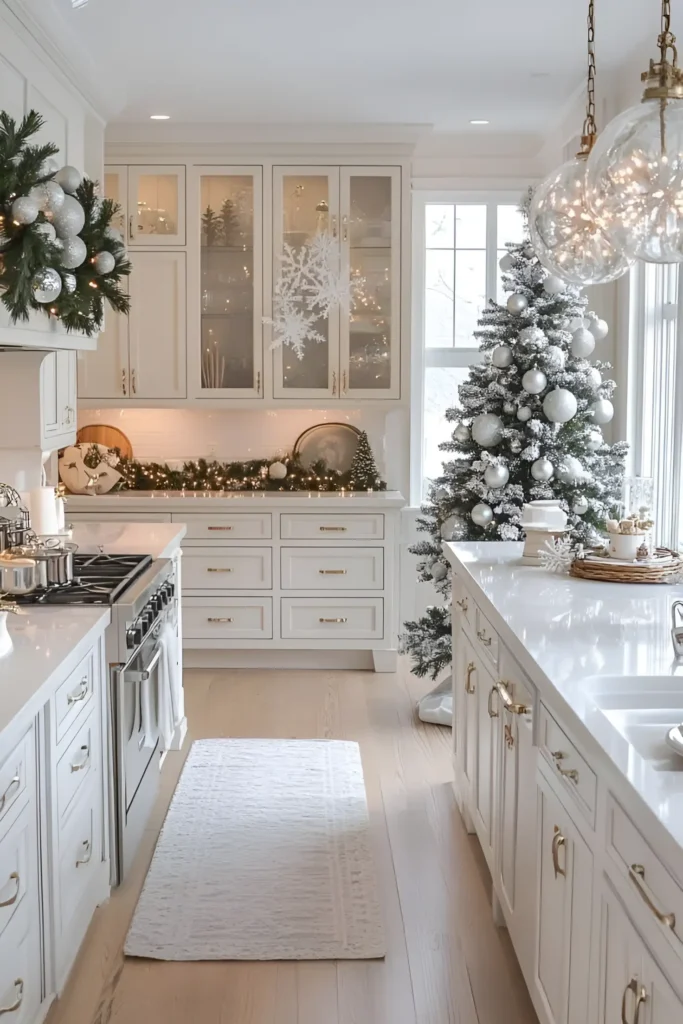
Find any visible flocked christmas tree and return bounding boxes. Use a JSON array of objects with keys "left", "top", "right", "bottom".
[
  {"left": 402, "top": 208, "right": 627, "bottom": 680},
  {"left": 349, "top": 431, "right": 382, "bottom": 490}
]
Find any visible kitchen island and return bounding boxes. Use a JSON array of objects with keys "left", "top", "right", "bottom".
[{"left": 444, "top": 540, "right": 683, "bottom": 1024}]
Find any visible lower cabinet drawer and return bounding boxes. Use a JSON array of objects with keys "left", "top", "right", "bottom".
[
  {"left": 281, "top": 598, "right": 384, "bottom": 639},
  {"left": 538, "top": 703, "right": 597, "bottom": 824},
  {"left": 0, "top": 894, "right": 40, "bottom": 1024},
  {"left": 57, "top": 780, "right": 101, "bottom": 941},
  {"left": 177, "top": 512, "right": 272, "bottom": 541},
  {"left": 281, "top": 547, "right": 384, "bottom": 590},
  {"left": 182, "top": 548, "right": 272, "bottom": 589},
  {"left": 56, "top": 711, "right": 96, "bottom": 823},
  {"left": 184, "top": 598, "right": 273, "bottom": 639},
  {"left": 280, "top": 513, "right": 384, "bottom": 540},
  {"left": 0, "top": 811, "right": 30, "bottom": 941},
  {"left": 54, "top": 646, "right": 94, "bottom": 744},
  {"left": 0, "top": 729, "right": 32, "bottom": 830}
]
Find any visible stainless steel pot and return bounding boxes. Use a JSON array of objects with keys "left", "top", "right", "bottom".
[
  {"left": 0, "top": 555, "right": 39, "bottom": 595},
  {"left": 43, "top": 542, "right": 77, "bottom": 586}
]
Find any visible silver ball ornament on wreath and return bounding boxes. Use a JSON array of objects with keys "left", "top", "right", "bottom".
[
  {"left": 453, "top": 423, "right": 470, "bottom": 443},
  {"left": 60, "top": 235, "right": 87, "bottom": 269},
  {"left": 544, "top": 345, "right": 566, "bottom": 370},
  {"left": 29, "top": 180, "right": 65, "bottom": 216},
  {"left": 31, "top": 267, "right": 62, "bottom": 304},
  {"left": 522, "top": 368, "right": 547, "bottom": 395},
  {"left": 471, "top": 503, "right": 494, "bottom": 527},
  {"left": 587, "top": 317, "right": 609, "bottom": 341},
  {"left": 573, "top": 496, "right": 589, "bottom": 515},
  {"left": 531, "top": 458, "right": 554, "bottom": 482},
  {"left": 507, "top": 293, "right": 528, "bottom": 315},
  {"left": 471, "top": 412, "right": 503, "bottom": 448},
  {"left": 503, "top": 401, "right": 516, "bottom": 415},
  {"left": 556, "top": 456, "right": 584, "bottom": 484},
  {"left": 34, "top": 221, "right": 57, "bottom": 242},
  {"left": 571, "top": 327, "right": 596, "bottom": 358},
  {"left": 484, "top": 464, "right": 509, "bottom": 489},
  {"left": 11, "top": 195, "right": 39, "bottom": 225},
  {"left": 93, "top": 250, "right": 116, "bottom": 275},
  {"left": 268, "top": 461, "right": 288, "bottom": 480},
  {"left": 431, "top": 561, "right": 448, "bottom": 582},
  {"left": 54, "top": 165, "right": 83, "bottom": 195},
  {"left": 543, "top": 274, "right": 567, "bottom": 295},
  {"left": 542, "top": 387, "right": 578, "bottom": 424},
  {"left": 587, "top": 429, "right": 603, "bottom": 451},
  {"left": 588, "top": 398, "right": 614, "bottom": 425},
  {"left": 52, "top": 195, "right": 85, "bottom": 239},
  {"left": 62, "top": 272, "right": 77, "bottom": 295},
  {"left": 491, "top": 344, "right": 513, "bottom": 368},
  {"left": 499, "top": 252, "right": 514, "bottom": 272},
  {"left": 517, "top": 406, "right": 532, "bottom": 422}
]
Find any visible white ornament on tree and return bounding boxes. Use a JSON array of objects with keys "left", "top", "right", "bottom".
[
  {"left": 517, "top": 406, "right": 532, "bottom": 422},
  {"left": 531, "top": 457, "right": 554, "bottom": 481},
  {"left": 571, "top": 327, "right": 596, "bottom": 358},
  {"left": 544, "top": 345, "right": 566, "bottom": 370},
  {"left": 54, "top": 165, "right": 82, "bottom": 195},
  {"left": 484, "top": 464, "right": 509, "bottom": 488},
  {"left": 471, "top": 502, "right": 493, "bottom": 527},
  {"left": 556, "top": 455, "right": 584, "bottom": 483},
  {"left": 268, "top": 461, "right": 287, "bottom": 480},
  {"left": 491, "top": 344, "right": 513, "bottom": 368},
  {"left": 471, "top": 413, "right": 503, "bottom": 448},
  {"left": 11, "top": 196, "right": 39, "bottom": 225},
  {"left": 589, "top": 398, "right": 614, "bottom": 424},
  {"left": 543, "top": 274, "right": 567, "bottom": 295},
  {"left": 522, "top": 368, "right": 547, "bottom": 394},
  {"left": 93, "top": 251, "right": 115, "bottom": 275},
  {"left": 542, "top": 387, "right": 578, "bottom": 424},
  {"left": 573, "top": 496, "right": 589, "bottom": 514},
  {"left": 499, "top": 252, "right": 514, "bottom": 272},
  {"left": 587, "top": 316, "right": 609, "bottom": 341},
  {"left": 453, "top": 423, "right": 470, "bottom": 443},
  {"left": 507, "top": 293, "right": 528, "bottom": 315}
]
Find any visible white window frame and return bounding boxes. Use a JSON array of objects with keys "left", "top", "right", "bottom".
[{"left": 410, "top": 190, "right": 524, "bottom": 505}]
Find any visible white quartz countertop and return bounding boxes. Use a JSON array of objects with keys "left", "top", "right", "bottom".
[
  {"left": 0, "top": 606, "right": 109, "bottom": 737},
  {"left": 66, "top": 490, "right": 405, "bottom": 512},
  {"left": 70, "top": 521, "right": 186, "bottom": 559},
  {"left": 444, "top": 541, "right": 683, "bottom": 859}
]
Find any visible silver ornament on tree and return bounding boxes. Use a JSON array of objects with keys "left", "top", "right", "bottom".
[
  {"left": 543, "top": 274, "right": 567, "bottom": 295},
  {"left": 268, "top": 461, "right": 288, "bottom": 480},
  {"left": 531, "top": 457, "right": 554, "bottom": 482},
  {"left": 556, "top": 456, "right": 584, "bottom": 484},
  {"left": 542, "top": 387, "right": 578, "bottom": 423},
  {"left": 29, "top": 180, "right": 65, "bottom": 216},
  {"left": 544, "top": 345, "right": 566, "bottom": 370},
  {"left": 589, "top": 398, "right": 614, "bottom": 424},
  {"left": 586, "top": 316, "right": 608, "bottom": 341},
  {"left": 52, "top": 195, "right": 85, "bottom": 238},
  {"left": 522, "top": 368, "right": 547, "bottom": 394},
  {"left": 471, "top": 502, "right": 493, "bottom": 527},
  {"left": 484, "top": 464, "right": 509, "bottom": 489},
  {"left": 31, "top": 267, "right": 62, "bottom": 304},
  {"left": 571, "top": 327, "right": 596, "bottom": 358},
  {"left": 517, "top": 406, "right": 532, "bottom": 422},
  {"left": 93, "top": 250, "right": 116, "bottom": 275},
  {"left": 453, "top": 423, "right": 470, "bottom": 443},
  {"left": 503, "top": 401, "right": 516, "bottom": 415},
  {"left": 499, "top": 252, "right": 514, "bottom": 272},
  {"left": 60, "top": 236, "right": 87, "bottom": 269},
  {"left": 507, "top": 293, "right": 528, "bottom": 315},
  {"left": 54, "top": 165, "right": 83, "bottom": 195},
  {"left": 491, "top": 344, "right": 513, "bottom": 368},
  {"left": 471, "top": 412, "right": 503, "bottom": 448},
  {"left": 573, "top": 496, "right": 589, "bottom": 514},
  {"left": 62, "top": 272, "right": 77, "bottom": 294},
  {"left": 11, "top": 196, "right": 39, "bottom": 225}
]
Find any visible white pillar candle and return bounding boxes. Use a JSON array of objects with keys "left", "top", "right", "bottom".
[{"left": 29, "top": 486, "right": 59, "bottom": 536}]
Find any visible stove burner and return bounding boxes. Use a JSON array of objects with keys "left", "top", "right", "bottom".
[{"left": 14, "top": 552, "right": 153, "bottom": 605}]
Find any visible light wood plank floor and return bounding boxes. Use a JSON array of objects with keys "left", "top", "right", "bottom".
[{"left": 46, "top": 662, "right": 537, "bottom": 1024}]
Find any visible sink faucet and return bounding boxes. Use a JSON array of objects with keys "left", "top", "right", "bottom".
[{"left": 671, "top": 600, "right": 683, "bottom": 658}]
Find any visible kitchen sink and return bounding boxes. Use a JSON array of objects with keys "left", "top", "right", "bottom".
[{"left": 583, "top": 676, "right": 683, "bottom": 772}]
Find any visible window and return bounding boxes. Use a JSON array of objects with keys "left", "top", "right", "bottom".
[{"left": 411, "top": 194, "right": 525, "bottom": 502}]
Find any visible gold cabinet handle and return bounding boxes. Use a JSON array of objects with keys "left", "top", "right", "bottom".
[
  {"left": 70, "top": 744, "right": 90, "bottom": 773},
  {"left": 332, "top": 370, "right": 337, "bottom": 395},
  {"left": 557, "top": 765, "right": 579, "bottom": 784},
  {"left": 207, "top": 526, "right": 233, "bottom": 531},
  {"left": 131, "top": 368, "right": 137, "bottom": 394},
  {"left": 504, "top": 723, "right": 515, "bottom": 749},
  {"left": 551, "top": 826, "right": 566, "bottom": 879},
  {"left": 487, "top": 686, "right": 498, "bottom": 718},
  {"left": 319, "top": 526, "right": 347, "bottom": 532},
  {"left": 75, "top": 839, "right": 92, "bottom": 867},
  {"left": 629, "top": 864, "right": 676, "bottom": 930},
  {"left": 256, "top": 370, "right": 261, "bottom": 394},
  {"left": 331, "top": 214, "right": 338, "bottom": 238},
  {"left": 129, "top": 213, "right": 134, "bottom": 241},
  {"left": 465, "top": 661, "right": 476, "bottom": 695},
  {"left": 342, "top": 214, "right": 348, "bottom": 241},
  {"left": 0, "top": 979, "right": 23, "bottom": 1016},
  {"left": 319, "top": 617, "right": 348, "bottom": 623},
  {"left": 0, "top": 774, "right": 20, "bottom": 815},
  {"left": 621, "top": 978, "right": 647, "bottom": 1024},
  {"left": 0, "top": 872, "right": 19, "bottom": 908},
  {"left": 206, "top": 567, "right": 234, "bottom": 573},
  {"left": 495, "top": 681, "right": 530, "bottom": 716},
  {"left": 67, "top": 677, "right": 89, "bottom": 705},
  {"left": 456, "top": 598, "right": 468, "bottom": 612},
  {"left": 551, "top": 750, "right": 566, "bottom": 761},
  {"left": 207, "top": 617, "right": 233, "bottom": 623},
  {"left": 342, "top": 370, "right": 347, "bottom": 394},
  {"left": 477, "top": 628, "right": 492, "bottom": 647},
  {"left": 319, "top": 569, "right": 347, "bottom": 575},
  {"left": 122, "top": 367, "right": 127, "bottom": 396}
]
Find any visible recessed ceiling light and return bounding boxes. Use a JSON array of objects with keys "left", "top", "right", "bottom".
[
  {"left": 470, "top": 119, "right": 490, "bottom": 125},
  {"left": 150, "top": 114, "right": 170, "bottom": 120}
]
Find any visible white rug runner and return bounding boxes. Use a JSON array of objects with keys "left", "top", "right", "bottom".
[{"left": 125, "top": 738, "right": 385, "bottom": 961}]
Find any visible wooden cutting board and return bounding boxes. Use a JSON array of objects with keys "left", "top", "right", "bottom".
[{"left": 76, "top": 424, "right": 133, "bottom": 459}]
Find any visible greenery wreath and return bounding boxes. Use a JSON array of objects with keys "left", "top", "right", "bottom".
[{"left": 0, "top": 110, "right": 130, "bottom": 336}]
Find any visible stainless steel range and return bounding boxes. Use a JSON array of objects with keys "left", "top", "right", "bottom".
[{"left": 16, "top": 552, "right": 178, "bottom": 885}]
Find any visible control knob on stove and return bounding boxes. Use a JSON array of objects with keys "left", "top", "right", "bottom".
[
  {"left": 127, "top": 623, "right": 143, "bottom": 648},
  {"left": 150, "top": 593, "right": 162, "bottom": 614}
]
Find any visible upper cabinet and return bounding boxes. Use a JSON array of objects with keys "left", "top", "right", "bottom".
[{"left": 106, "top": 165, "right": 186, "bottom": 247}]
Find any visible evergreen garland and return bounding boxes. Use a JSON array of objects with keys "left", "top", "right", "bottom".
[{"left": 0, "top": 110, "right": 131, "bottom": 335}]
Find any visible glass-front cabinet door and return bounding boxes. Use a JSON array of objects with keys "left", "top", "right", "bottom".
[
  {"left": 103, "top": 166, "right": 127, "bottom": 237},
  {"left": 189, "top": 166, "right": 263, "bottom": 399},
  {"left": 340, "top": 168, "right": 400, "bottom": 399},
  {"left": 127, "top": 165, "right": 186, "bottom": 246},
  {"left": 272, "top": 167, "right": 340, "bottom": 399}
]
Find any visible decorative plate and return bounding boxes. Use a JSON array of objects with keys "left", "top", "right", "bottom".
[
  {"left": 293, "top": 423, "right": 361, "bottom": 473},
  {"left": 665, "top": 725, "right": 683, "bottom": 759}
]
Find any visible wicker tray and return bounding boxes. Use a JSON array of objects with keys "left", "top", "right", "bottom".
[{"left": 570, "top": 548, "right": 682, "bottom": 584}]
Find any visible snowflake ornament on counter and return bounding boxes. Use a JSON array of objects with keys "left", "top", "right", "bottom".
[{"left": 539, "top": 535, "right": 576, "bottom": 574}]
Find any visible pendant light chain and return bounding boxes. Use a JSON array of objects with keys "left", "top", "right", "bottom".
[
  {"left": 579, "top": 0, "right": 598, "bottom": 154},
  {"left": 660, "top": 0, "right": 677, "bottom": 65}
]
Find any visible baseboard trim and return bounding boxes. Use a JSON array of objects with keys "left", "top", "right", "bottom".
[{"left": 183, "top": 648, "right": 376, "bottom": 671}]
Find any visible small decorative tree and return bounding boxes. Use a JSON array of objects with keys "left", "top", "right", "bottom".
[
  {"left": 201, "top": 206, "right": 220, "bottom": 247},
  {"left": 220, "top": 198, "right": 240, "bottom": 247},
  {"left": 349, "top": 431, "right": 381, "bottom": 490}
]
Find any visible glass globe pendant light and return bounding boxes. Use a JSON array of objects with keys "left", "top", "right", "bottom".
[
  {"left": 586, "top": 0, "right": 683, "bottom": 263},
  {"left": 529, "top": 0, "right": 634, "bottom": 284}
]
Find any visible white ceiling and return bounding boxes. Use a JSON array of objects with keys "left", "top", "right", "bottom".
[{"left": 27, "top": 0, "right": 656, "bottom": 132}]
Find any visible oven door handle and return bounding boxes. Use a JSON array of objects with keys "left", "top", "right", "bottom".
[{"left": 126, "top": 646, "right": 162, "bottom": 683}]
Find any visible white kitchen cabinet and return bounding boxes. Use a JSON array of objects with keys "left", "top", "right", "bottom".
[
  {"left": 535, "top": 767, "right": 593, "bottom": 1024},
  {"left": 78, "top": 251, "right": 186, "bottom": 401},
  {"left": 0, "top": 350, "right": 76, "bottom": 451},
  {"left": 41, "top": 349, "right": 77, "bottom": 445},
  {"left": 106, "top": 165, "right": 186, "bottom": 247}
]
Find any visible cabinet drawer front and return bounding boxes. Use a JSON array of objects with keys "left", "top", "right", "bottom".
[
  {"left": 0, "top": 731, "right": 31, "bottom": 829},
  {"left": 54, "top": 647, "right": 95, "bottom": 744},
  {"left": 0, "top": 897, "right": 40, "bottom": 1024},
  {"left": 57, "top": 713, "right": 96, "bottom": 823},
  {"left": 281, "top": 547, "right": 384, "bottom": 590},
  {"left": 539, "top": 704, "right": 597, "bottom": 823},
  {"left": 58, "top": 781, "right": 101, "bottom": 940},
  {"left": 176, "top": 513, "right": 272, "bottom": 541},
  {"left": 182, "top": 549, "right": 272, "bottom": 589},
  {"left": 280, "top": 513, "right": 384, "bottom": 541},
  {"left": 474, "top": 606, "right": 499, "bottom": 666},
  {"left": 0, "top": 813, "right": 29, "bottom": 940},
  {"left": 281, "top": 598, "right": 383, "bottom": 639},
  {"left": 607, "top": 796, "right": 683, "bottom": 950},
  {"left": 183, "top": 598, "right": 272, "bottom": 640}
]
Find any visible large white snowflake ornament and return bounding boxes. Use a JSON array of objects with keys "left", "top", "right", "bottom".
[{"left": 539, "top": 535, "right": 576, "bottom": 574}]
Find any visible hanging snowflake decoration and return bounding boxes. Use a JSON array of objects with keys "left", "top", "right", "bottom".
[
  {"left": 539, "top": 535, "right": 576, "bottom": 574},
  {"left": 264, "top": 232, "right": 363, "bottom": 358}
]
